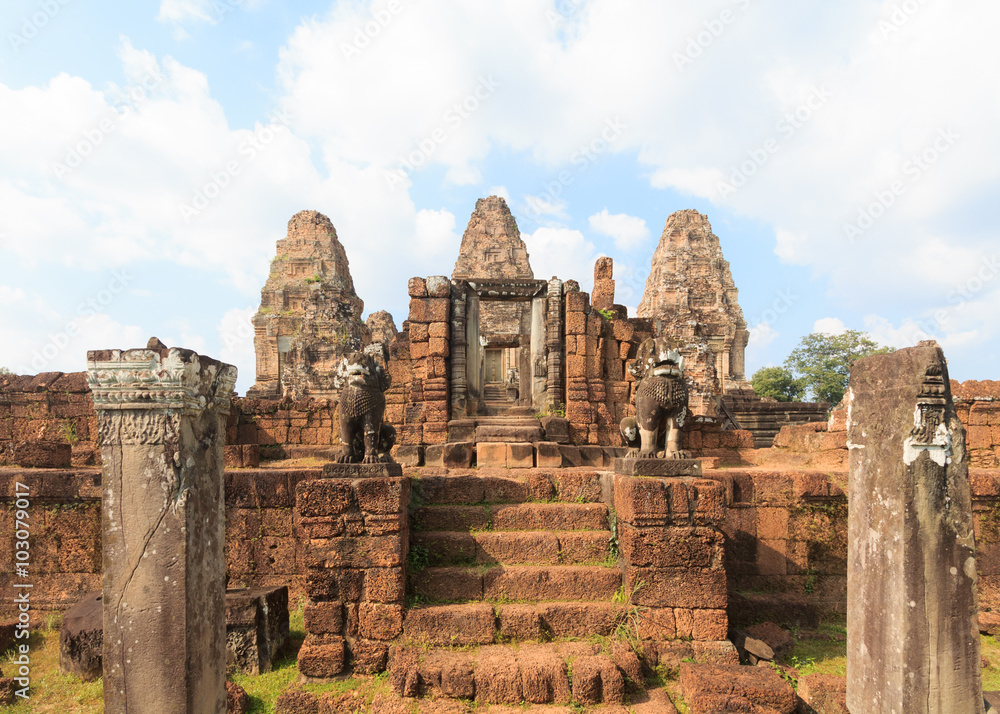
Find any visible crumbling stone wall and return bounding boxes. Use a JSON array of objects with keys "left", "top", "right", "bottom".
[
  {"left": 953, "top": 380, "right": 1000, "bottom": 468},
  {"left": 0, "top": 372, "right": 98, "bottom": 467},
  {"left": 5, "top": 466, "right": 1000, "bottom": 621}
]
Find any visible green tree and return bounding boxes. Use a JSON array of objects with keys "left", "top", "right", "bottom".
[
  {"left": 0, "top": 367, "right": 10, "bottom": 376},
  {"left": 751, "top": 366, "right": 805, "bottom": 402},
  {"left": 784, "top": 330, "right": 894, "bottom": 404}
]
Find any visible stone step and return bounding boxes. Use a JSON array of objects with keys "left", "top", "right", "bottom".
[
  {"left": 388, "top": 640, "right": 636, "bottom": 705},
  {"left": 413, "top": 470, "right": 606, "bottom": 505},
  {"left": 409, "top": 564, "right": 621, "bottom": 603},
  {"left": 411, "top": 530, "right": 613, "bottom": 566},
  {"left": 475, "top": 424, "right": 545, "bottom": 442},
  {"left": 399, "top": 601, "right": 625, "bottom": 645},
  {"left": 411, "top": 502, "right": 609, "bottom": 532},
  {"left": 283, "top": 638, "right": 738, "bottom": 710}
]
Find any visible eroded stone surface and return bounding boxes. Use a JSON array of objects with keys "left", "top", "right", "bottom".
[
  {"left": 88, "top": 345, "right": 235, "bottom": 714},
  {"left": 248, "top": 210, "right": 369, "bottom": 399},
  {"left": 452, "top": 196, "right": 533, "bottom": 281},
  {"left": 637, "top": 210, "right": 750, "bottom": 402},
  {"left": 847, "top": 342, "right": 982, "bottom": 714}
]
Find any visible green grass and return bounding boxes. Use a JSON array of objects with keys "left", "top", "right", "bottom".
[{"left": 1, "top": 615, "right": 103, "bottom": 713}]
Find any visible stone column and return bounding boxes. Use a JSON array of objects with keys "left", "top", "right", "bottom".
[
  {"left": 847, "top": 342, "right": 982, "bottom": 714},
  {"left": 529, "top": 295, "right": 546, "bottom": 410},
  {"left": 546, "top": 278, "right": 564, "bottom": 409},
  {"left": 87, "top": 344, "right": 236, "bottom": 714},
  {"left": 450, "top": 282, "right": 468, "bottom": 417},
  {"left": 466, "top": 291, "right": 482, "bottom": 408}
]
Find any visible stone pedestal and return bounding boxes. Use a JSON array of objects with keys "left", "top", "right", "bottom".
[
  {"left": 88, "top": 346, "right": 236, "bottom": 714},
  {"left": 847, "top": 343, "right": 982, "bottom": 714},
  {"left": 297, "top": 476, "right": 410, "bottom": 678},
  {"left": 613, "top": 457, "right": 702, "bottom": 477}
]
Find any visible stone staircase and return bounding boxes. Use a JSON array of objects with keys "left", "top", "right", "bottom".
[
  {"left": 289, "top": 466, "right": 738, "bottom": 711},
  {"left": 474, "top": 405, "right": 545, "bottom": 442},
  {"left": 391, "top": 469, "right": 635, "bottom": 705}
]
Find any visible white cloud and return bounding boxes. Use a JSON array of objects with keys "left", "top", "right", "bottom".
[
  {"left": 217, "top": 306, "right": 257, "bottom": 391},
  {"left": 487, "top": 185, "right": 511, "bottom": 203},
  {"left": 588, "top": 209, "right": 651, "bottom": 251},
  {"left": 522, "top": 227, "right": 598, "bottom": 289},
  {"left": 813, "top": 317, "right": 848, "bottom": 335},
  {"left": 414, "top": 208, "right": 459, "bottom": 257},
  {"left": 157, "top": 0, "right": 216, "bottom": 26}
]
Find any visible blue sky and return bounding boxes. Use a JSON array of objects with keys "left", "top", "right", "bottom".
[{"left": 1, "top": 0, "right": 997, "bottom": 395}]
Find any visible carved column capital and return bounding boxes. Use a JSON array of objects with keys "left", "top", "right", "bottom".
[{"left": 86, "top": 347, "right": 237, "bottom": 416}]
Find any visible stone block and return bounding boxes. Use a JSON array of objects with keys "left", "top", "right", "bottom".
[
  {"left": 357, "top": 603, "right": 404, "bottom": 641},
  {"left": 507, "top": 442, "right": 534, "bottom": 468},
  {"left": 579, "top": 445, "right": 606, "bottom": 467},
  {"left": 797, "top": 674, "right": 848, "bottom": 714},
  {"left": 691, "top": 609, "right": 728, "bottom": 641},
  {"left": 625, "top": 566, "right": 727, "bottom": 609},
  {"left": 407, "top": 277, "right": 427, "bottom": 297},
  {"left": 423, "top": 444, "right": 444, "bottom": 467},
  {"left": 12, "top": 441, "right": 71, "bottom": 468},
  {"left": 496, "top": 604, "right": 543, "bottom": 640},
  {"left": 409, "top": 566, "right": 483, "bottom": 602},
  {"left": 537, "top": 602, "right": 618, "bottom": 638},
  {"left": 572, "top": 654, "right": 625, "bottom": 705},
  {"left": 566, "top": 291, "right": 589, "bottom": 313},
  {"left": 394, "top": 444, "right": 423, "bottom": 466},
  {"left": 477, "top": 442, "right": 506, "bottom": 467},
  {"left": 483, "top": 565, "right": 620, "bottom": 601},
  {"left": 226, "top": 586, "right": 290, "bottom": 675},
  {"left": 565, "top": 311, "right": 587, "bottom": 335},
  {"left": 304, "top": 536, "right": 404, "bottom": 569},
  {"left": 534, "top": 441, "right": 563, "bottom": 468},
  {"left": 442, "top": 441, "right": 473, "bottom": 468},
  {"left": 297, "top": 635, "right": 347, "bottom": 679},
  {"left": 355, "top": 477, "right": 409, "bottom": 515},
  {"left": 403, "top": 604, "right": 495, "bottom": 646},
  {"left": 559, "top": 445, "right": 583, "bottom": 466},
  {"left": 475, "top": 647, "right": 525, "bottom": 704},
  {"left": 408, "top": 297, "right": 449, "bottom": 324},
  {"left": 619, "top": 525, "right": 723, "bottom": 569},
  {"left": 59, "top": 592, "right": 103, "bottom": 681},
  {"left": 364, "top": 567, "right": 405, "bottom": 603},
  {"left": 425, "top": 275, "right": 450, "bottom": 297},
  {"left": 296, "top": 480, "right": 355, "bottom": 518},
  {"left": 304, "top": 601, "right": 343, "bottom": 635},
  {"left": 540, "top": 416, "right": 570, "bottom": 444},
  {"left": 680, "top": 662, "right": 796, "bottom": 714}
]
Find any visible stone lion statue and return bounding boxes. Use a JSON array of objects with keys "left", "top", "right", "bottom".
[
  {"left": 335, "top": 344, "right": 395, "bottom": 464},
  {"left": 621, "top": 336, "right": 689, "bottom": 459}
]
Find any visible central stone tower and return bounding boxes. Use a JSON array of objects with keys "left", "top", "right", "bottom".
[{"left": 247, "top": 210, "right": 369, "bottom": 400}]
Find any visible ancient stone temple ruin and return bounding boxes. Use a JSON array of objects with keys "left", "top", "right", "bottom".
[
  {"left": 7, "top": 194, "right": 1000, "bottom": 712},
  {"left": 246, "top": 210, "right": 369, "bottom": 400},
  {"left": 638, "top": 209, "right": 750, "bottom": 395}
]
